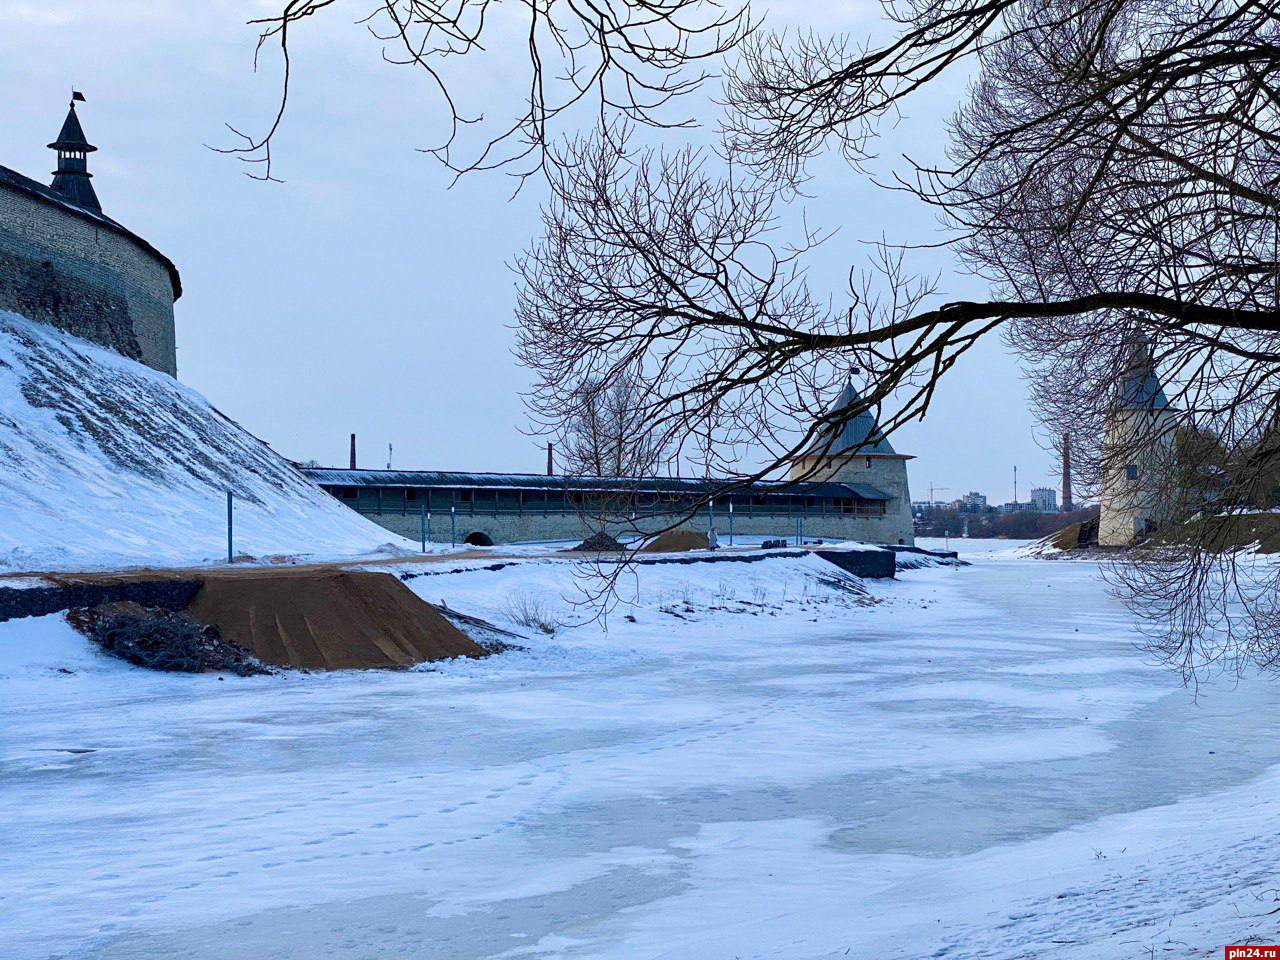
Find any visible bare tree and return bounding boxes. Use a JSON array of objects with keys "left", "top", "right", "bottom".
[
  {"left": 514, "top": 127, "right": 944, "bottom": 485},
  {"left": 226, "top": 0, "right": 1280, "bottom": 668},
  {"left": 514, "top": 1, "right": 1280, "bottom": 675},
  {"left": 224, "top": 0, "right": 750, "bottom": 183},
  {"left": 553, "top": 372, "right": 675, "bottom": 541},
  {"left": 560, "top": 374, "right": 668, "bottom": 478}
]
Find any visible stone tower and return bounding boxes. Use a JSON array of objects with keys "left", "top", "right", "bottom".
[
  {"left": 1098, "top": 341, "right": 1177, "bottom": 546},
  {"left": 790, "top": 382, "right": 915, "bottom": 545},
  {"left": 0, "top": 94, "right": 181, "bottom": 374}
]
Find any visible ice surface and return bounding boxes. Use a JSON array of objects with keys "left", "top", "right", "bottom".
[{"left": 1, "top": 550, "right": 1277, "bottom": 957}]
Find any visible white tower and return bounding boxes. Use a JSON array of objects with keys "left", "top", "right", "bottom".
[
  {"left": 1099, "top": 342, "right": 1177, "bottom": 546},
  {"left": 791, "top": 383, "right": 915, "bottom": 545}
]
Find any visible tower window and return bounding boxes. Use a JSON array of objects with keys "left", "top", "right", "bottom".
[{"left": 1125, "top": 464, "right": 1138, "bottom": 481}]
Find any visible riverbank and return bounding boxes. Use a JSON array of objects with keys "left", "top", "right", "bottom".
[{"left": 2, "top": 542, "right": 1277, "bottom": 957}]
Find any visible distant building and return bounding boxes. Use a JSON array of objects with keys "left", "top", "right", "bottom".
[
  {"left": 912, "top": 500, "right": 951, "bottom": 514},
  {"left": 1030, "top": 487, "right": 1057, "bottom": 513},
  {"left": 960, "top": 491, "right": 987, "bottom": 512}
]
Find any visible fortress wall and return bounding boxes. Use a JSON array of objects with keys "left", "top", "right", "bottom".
[
  {"left": 0, "top": 183, "right": 176, "bottom": 375},
  {"left": 352, "top": 509, "right": 910, "bottom": 547}
]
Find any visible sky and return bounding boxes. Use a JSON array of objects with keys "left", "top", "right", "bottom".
[{"left": 0, "top": 0, "right": 1060, "bottom": 505}]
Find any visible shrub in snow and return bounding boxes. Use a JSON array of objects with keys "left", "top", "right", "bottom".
[{"left": 502, "top": 592, "right": 566, "bottom": 635}]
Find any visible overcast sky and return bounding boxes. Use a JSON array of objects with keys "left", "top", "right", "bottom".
[{"left": 0, "top": 0, "right": 1060, "bottom": 504}]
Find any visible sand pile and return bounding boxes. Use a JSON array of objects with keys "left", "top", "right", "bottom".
[
  {"left": 188, "top": 570, "right": 483, "bottom": 670},
  {"left": 1048, "top": 522, "right": 1085, "bottom": 551},
  {"left": 570, "top": 531, "right": 624, "bottom": 553},
  {"left": 640, "top": 530, "right": 710, "bottom": 553},
  {"left": 1031, "top": 516, "right": 1101, "bottom": 555}
]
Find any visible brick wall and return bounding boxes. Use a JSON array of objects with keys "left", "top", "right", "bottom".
[{"left": 0, "top": 183, "right": 177, "bottom": 375}]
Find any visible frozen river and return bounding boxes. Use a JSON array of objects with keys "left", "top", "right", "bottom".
[{"left": 3, "top": 545, "right": 1279, "bottom": 958}]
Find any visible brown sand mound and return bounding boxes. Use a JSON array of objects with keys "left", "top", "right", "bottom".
[
  {"left": 1032, "top": 516, "right": 1101, "bottom": 554},
  {"left": 188, "top": 570, "right": 483, "bottom": 670},
  {"left": 640, "top": 530, "right": 710, "bottom": 553},
  {"left": 1048, "top": 522, "right": 1084, "bottom": 551}
]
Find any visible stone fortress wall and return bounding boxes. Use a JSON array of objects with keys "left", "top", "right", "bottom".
[
  {"left": 0, "top": 180, "right": 178, "bottom": 375},
  {"left": 354, "top": 506, "right": 910, "bottom": 548}
]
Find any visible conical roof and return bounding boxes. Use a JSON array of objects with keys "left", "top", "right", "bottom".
[
  {"left": 808, "top": 382, "right": 899, "bottom": 456},
  {"left": 48, "top": 103, "right": 97, "bottom": 152},
  {"left": 1115, "top": 340, "right": 1169, "bottom": 410},
  {"left": 47, "top": 99, "right": 101, "bottom": 212}
]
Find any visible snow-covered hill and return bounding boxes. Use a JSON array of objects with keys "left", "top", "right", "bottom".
[{"left": 0, "top": 311, "right": 411, "bottom": 572}]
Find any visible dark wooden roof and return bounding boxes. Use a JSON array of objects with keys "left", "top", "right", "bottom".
[
  {"left": 0, "top": 163, "right": 182, "bottom": 300},
  {"left": 806, "top": 382, "right": 907, "bottom": 458},
  {"left": 301, "top": 467, "right": 894, "bottom": 501}
]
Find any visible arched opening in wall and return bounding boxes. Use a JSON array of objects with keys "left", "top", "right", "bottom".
[{"left": 464, "top": 531, "right": 494, "bottom": 547}]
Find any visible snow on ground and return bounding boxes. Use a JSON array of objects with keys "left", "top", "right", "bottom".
[
  {"left": 2, "top": 548, "right": 1279, "bottom": 958},
  {"left": 0, "top": 311, "right": 421, "bottom": 572}
]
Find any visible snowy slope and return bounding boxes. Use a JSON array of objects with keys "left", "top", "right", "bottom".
[{"left": 0, "top": 311, "right": 412, "bottom": 571}]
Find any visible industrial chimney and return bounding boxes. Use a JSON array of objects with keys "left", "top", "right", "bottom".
[
  {"left": 349, "top": 433, "right": 357, "bottom": 470},
  {"left": 1062, "top": 433, "right": 1073, "bottom": 512},
  {"left": 546, "top": 442, "right": 554, "bottom": 476}
]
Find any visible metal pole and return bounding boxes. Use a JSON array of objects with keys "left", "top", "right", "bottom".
[
  {"left": 450, "top": 505, "right": 456, "bottom": 547},
  {"left": 420, "top": 502, "right": 426, "bottom": 553},
  {"left": 729, "top": 501, "right": 734, "bottom": 546},
  {"left": 427, "top": 510, "right": 431, "bottom": 546},
  {"left": 226, "top": 490, "right": 233, "bottom": 564}
]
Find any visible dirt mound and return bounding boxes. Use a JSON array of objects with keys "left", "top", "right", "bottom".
[
  {"left": 1032, "top": 516, "right": 1101, "bottom": 554},
  {"left": 570, "top": 531, "right": 624, "bottom": 553},
  {"left": 640, "top": 530, "right": 709, "bottom": 553},
  {"left": 69, "top": 602, "right": 271, "bottom": 675},
  {"left": 1048, "top": 522, "right": 1084, "bottom": 551},
  {"left": 188, "top": 570, "right": 484, "bottom": 670}
]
